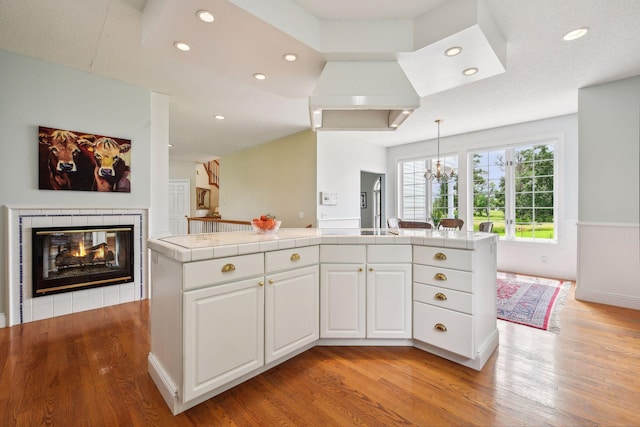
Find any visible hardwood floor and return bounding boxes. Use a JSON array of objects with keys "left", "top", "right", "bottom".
[{"left": 1, "top": 284, "right": 639, "bottom": 426}]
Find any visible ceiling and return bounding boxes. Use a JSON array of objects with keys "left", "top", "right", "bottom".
[{"left": 1, "top": 0, "right": 639, "bottom": 162}]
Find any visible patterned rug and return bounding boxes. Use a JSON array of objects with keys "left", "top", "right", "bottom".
[{"left": 497, "top": 271, "right": 571, "bottom": 332}]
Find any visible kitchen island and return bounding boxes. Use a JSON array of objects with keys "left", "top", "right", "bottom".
[{"left": 147, "top": 228, "right": 498, "bottom": 414}]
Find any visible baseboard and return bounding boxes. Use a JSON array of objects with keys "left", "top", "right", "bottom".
[
  {"left": 575, "top": 288, "right": 640, "bottom": 310},
  {"left": 0, "top": 313, "right": 6, "bottom": 328}
]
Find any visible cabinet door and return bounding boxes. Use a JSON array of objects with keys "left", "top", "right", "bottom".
[
  {"left": 265, "top": 265, "right": 319, "bottom": 363},
  {"left": 183, "top": 277, "right": 264, "bottom": 402},
  {"left": 367, "top": 264, "right": 412, "bottom": 339},
  {"left": 320, "top": 264, "right": 366, "bottom": 338}
]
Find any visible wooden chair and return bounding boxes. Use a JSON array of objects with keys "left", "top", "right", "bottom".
[
  {"left": 398, "top": 221, "right": 432, "bottom": 229},
  {"left": 438, "top": 218, "right": 464, "bottom": 230},
  {"left": 478, "top": 221, "right": 493, "bottom": 232},
  {"left": 387, "top": 217, "right": 400, "bottom": 228}
]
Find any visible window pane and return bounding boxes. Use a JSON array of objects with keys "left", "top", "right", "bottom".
[{"left": 470, "top": 141, "right": 555, "bottom": 241}]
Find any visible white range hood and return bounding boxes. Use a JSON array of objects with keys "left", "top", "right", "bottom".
[{"left": 309, "top": 61, "right": 420, "bottom": 131}]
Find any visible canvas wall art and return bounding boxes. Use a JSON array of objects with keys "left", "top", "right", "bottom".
[{"left": 38, "top": 126, "right": 131, "bottom": 192}]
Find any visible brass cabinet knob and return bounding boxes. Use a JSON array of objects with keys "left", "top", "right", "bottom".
[
  {"left": 358, "top": 268, "right": 363, "bottom": 272},
  {"left": 369, "top": 268, "right": 374, "bottom": 272},
  {"left": 434, "top": 252, "right": 447, "bottom": 261},
  {"left": 258, "top": 281, "right": 264, "bottom": 286},
  {"left": 434, "top": 273, "right": 447, "bottom": 281},
  {"left": 221, "top": 263, "right": 236, "bottom": 273},
  {"left": 290, "top": 253, "right": 301, "bottom": 261},
  {"left": 434, "top": 292, "right": 447, "bottom": 301},
  {"left": 434, "top": 323, "right": 448, "bottom": 332},
  {"left": 268, "top": 279, "right": 274, "bottom": 284}
]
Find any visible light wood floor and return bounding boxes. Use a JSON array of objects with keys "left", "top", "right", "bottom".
[{"left": 1, "top": 284, "right": 639, "bottom": 426}]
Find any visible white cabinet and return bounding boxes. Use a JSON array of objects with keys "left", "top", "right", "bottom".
[
  {"left": 320, "top": 244, "right": 412, "bottom": 339},
  {"left": 320, "top": 263, "right": 366, "bottom": 338},
  {"left": 412, "top": 244, "right": 497, "bottom": 363},
  {"left": 183, "top": 277, "right": 264, "bottom": 402},
  {"left": 366, "top": 263, "right": 412, "bottom": 339},
  {"left": 265, "top": 264, "right": 319, "bottom": 363}
]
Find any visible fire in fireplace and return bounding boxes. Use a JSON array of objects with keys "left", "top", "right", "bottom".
[{"left": 32, "top": 225, "right": 134, "bottom": 297}]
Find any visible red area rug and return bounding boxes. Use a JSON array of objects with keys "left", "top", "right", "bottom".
[{"left": 497, "top": 271, "right": 571, "bottom": 332}]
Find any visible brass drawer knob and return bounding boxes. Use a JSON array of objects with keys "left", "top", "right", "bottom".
[
  {"left": 358, "top": 268, "right": 363, "bottom": 272},
  {"left": 434, "top": 273, "right": 447, "bottom": 281},
  {"left": 221, "top": 263, "right": 236, "bottom": 273},
  {"left": 434, "top": 323, "right": 448, "bottom": 332},
  {"left": 434, "top": 292, "right": 447, "bottom": 301},
  {"left": 269, "top": 279, "right": 274, "bottom": 284},
  {"left": 258, "top": 281, "right": 264, "bottom": 287},
  {"left": 434, "top": 252, "right": 447, "bottom": 261},
  {"left": 290, "top": 253, "right": 301, "bottom": 261}
]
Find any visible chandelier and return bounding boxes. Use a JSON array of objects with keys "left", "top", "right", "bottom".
[{"left": 425, "top": 119, "right": 455, "bottom": 182}]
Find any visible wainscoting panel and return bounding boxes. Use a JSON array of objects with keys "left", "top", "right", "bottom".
[{"left": 576, "top": 222, "right": 640, "bottom": 309}]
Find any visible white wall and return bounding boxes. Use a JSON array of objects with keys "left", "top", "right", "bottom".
[
  {"left": 387, "top": 115, "right": 579, "bottom": 280},
  {"left": 576, "top": 75, "right": 640, "bottom": 309},
  {"left": 317, "top": 134, "right": 388, "bottom": 228},
  {"left": 0, "top": 50, "right": 152, "bottom": 318}
]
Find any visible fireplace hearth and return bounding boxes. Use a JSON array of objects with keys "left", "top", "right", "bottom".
[{"left": 32, "top": 225, "right": 134, "bottom": 297}]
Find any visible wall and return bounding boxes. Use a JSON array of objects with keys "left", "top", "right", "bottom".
[
  {"left": 317, "top": 134, "right": 388, "bottom": 228},
  {"left": 387, "top": 115, "right": 579, "bottom": 280},
  {"left": 220, "top": 130, "right": 317, "bottom": 227},
  {"left": 577, "top": 75, "right": 640, "bottom": 309},
  {"left": 0, "top": 50, "right": 152, "bottom": 323}
]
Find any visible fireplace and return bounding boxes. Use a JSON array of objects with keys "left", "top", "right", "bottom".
[{"left": 32, "top": 225, "right": 134, "bottom": 297}]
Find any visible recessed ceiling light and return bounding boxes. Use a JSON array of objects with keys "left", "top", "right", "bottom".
[
  {"left": 174, "top": 41, "right": 190, "bottom": 52},
  {"left": 463, "top": 67, "right": 478, "bottom": 76},
  {"left": 283, "top": 53, "right": 298, "bottom": 62},
  {"left": 253, "top": 73, "right": 266, "bottom": 80},
  {"left": 196, "top": 10, "right": 215, "bottom": 23},
  {"left": 563, "top": 27, "right": 589, "bottom": 41},
  {"left": 214, "top": 115, "right": 225, "bottom": 120},
  {"left": 168, "top": 144, "right": 173, "bottom": 147},
  {"left": 444, "top": 47, "right": 462, "bottom": 57}
]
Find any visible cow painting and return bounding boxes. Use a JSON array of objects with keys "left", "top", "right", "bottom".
[
  {"left": 79, "top": 137, "right": 131, "bottom": 192},
  {"left": 38, "top": 126, "right": 131, "bottom": 192}
]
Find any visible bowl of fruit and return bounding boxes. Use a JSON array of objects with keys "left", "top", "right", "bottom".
[{"left": 251, "top": 214, "right": 281, "bottom": 234}]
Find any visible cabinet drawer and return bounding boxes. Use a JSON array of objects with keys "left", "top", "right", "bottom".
[
  {"left": 413, "top": 302, "right": 473, "bottom": 358},
  {"left": 413, "top": 283, "right": 472, "bottom": 314},
  {"left": 413, "top": 246, "right": 472, "bottom": 271},
  {"left": 183, "top": 253, "right": 264, "bottom": 291},
  {"left": 320, "top": 245, "right": 366, "bottom": 263},
  {"left": 413, "top": 265, "right": 473, "bottom": 293},
  {"left": 265, "top": 246, "right": 319, "bottom": 273},
  {"left": 367, "top": 245, "right": 412, "bottom": 263}
]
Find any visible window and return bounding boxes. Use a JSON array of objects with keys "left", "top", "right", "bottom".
[
  {"left": 471, "top": 141, "right": 556, "bottom": 241},
  {"left": 399, "top": 156, "right": 459, "bottom": 223}
]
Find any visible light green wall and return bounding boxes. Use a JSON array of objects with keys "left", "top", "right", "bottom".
[
  {"left": 578, "top": 74, "right": 640, "bottom": 223},
  {"left": 220, "top": 130, "right": 317, "bottom": 227}
]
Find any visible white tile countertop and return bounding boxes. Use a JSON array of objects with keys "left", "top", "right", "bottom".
[{"left": 148, "top": 228, "right": 498, "bottom": 263}]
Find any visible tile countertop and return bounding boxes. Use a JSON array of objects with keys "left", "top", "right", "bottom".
[{"left": 148, "top": 228, "right": 498, "bottom": 263}]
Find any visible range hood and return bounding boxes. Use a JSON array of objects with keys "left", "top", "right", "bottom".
[{"left": 309, "top": 61, "right": 420, "bottom": 131}]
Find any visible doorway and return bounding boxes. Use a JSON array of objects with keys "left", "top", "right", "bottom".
[
  {"left": 168, "top": 179, "right": 190, "bottom": 235},
  {"left": 360, "top": 171, "right": 385, "bottom": 229}
]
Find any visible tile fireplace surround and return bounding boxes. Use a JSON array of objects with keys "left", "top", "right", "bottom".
[{"left": 5, "top": 207, "right": 147, "bottom": 326}]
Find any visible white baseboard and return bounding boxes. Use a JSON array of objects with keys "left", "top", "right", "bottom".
[
  {"left": 575, "top": 289, "right": 640, "bottom": 310},
  {"left": 0, "top": 313, "right": 6, "bottom": 328}
]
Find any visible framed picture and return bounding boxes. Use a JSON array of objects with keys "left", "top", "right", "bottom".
[
  {"left": 38, "top": 126, "right": 131, "bottom": 192},
  {"left": 360, "top": 192, "right": 367, "bottom": 208}
]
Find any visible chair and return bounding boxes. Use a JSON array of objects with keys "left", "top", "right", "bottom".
[
  {"left": 478, "top": 221, "right": 493, "bottom": 232},
  {"left": 438, "top": 218, "right": 464, "bottom": 230},
  {"left": 387, "top": 217, "right": 400, "bottom": 228},
  {"left": 398, "top": 221, "right": 432, "bottom": 229}
]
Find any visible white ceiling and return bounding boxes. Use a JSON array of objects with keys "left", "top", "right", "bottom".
[{"left": 1, "top": 0, "right": 639, "bottom": 161}]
